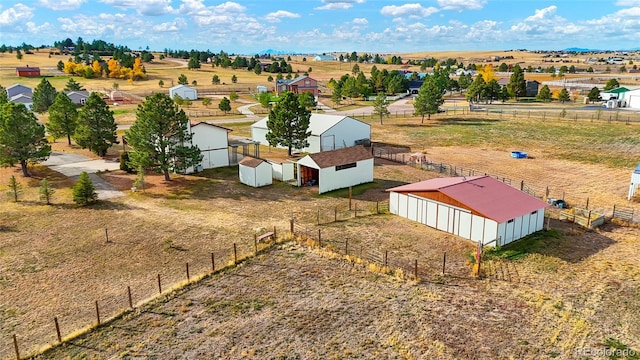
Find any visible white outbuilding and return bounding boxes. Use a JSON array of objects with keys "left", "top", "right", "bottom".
[
  {"left": 169, "top": 84, "right": 198, "bottom": 100},
  {"left": 239, "top": 157, "right": 272, "bottom": 188},
  {"left": 189, "top": 122, "right": 231, "bottom": 171},
  {"left": 628, "top": 164, "right": 640, "bottom": 200},
  {"left": 387, "top": 176, "right": 548, "bottom": 246},
  {"left": 297, "top": 146, "right": 373, "bottom": 194},
  {"left": 251, "top": 114, "right": 371, "bottom": 154}
]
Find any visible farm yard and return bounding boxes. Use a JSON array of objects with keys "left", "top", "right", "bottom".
[{"left": 1, "top": 50, "right": 640, "bottom": 359}]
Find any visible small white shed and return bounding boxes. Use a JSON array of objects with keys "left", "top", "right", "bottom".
[
  {"left": 189, "top": 122, "right": 231, "bottom": 171},
  {"left": 169, "top": 85, "right": 198, "bottom": 100},
  {"left": 387, "top": 176, "right": 548, "bottom": 246},
  {"left": 251, "top": 114, "right": 371, "bottom": 154},
  {"left": 297, "top": 146, "right": 373, "bottom": 194},
  {"left": 628, "top": 164, "right": 640, "bottom": 200},
  {"left": 239, "top": 157, "right": 272, "bottom": 187}
]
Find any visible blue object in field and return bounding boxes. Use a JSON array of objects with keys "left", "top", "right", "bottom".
[{"left": 511, "top": 151, "right": 528, "bottom": 159}]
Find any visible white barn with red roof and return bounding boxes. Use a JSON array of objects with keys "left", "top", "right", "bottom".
[{"left": 387, "top": 176, "right": 548, "bottom": 246}]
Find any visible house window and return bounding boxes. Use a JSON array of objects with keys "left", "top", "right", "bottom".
[
  {"left": 335, "top": 162, "right": 357, "bottom": 171},
  {"left": 507, "top": 219, "right": 514, "bottom": 223}
]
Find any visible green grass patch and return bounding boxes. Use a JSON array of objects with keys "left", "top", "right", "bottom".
[
  {"left": 317, "top": 181, "right": 381, "bottom": 198},
  {"left": 112, "top": 108, "right": 134, "bottom": 115},
  {"left": 483, "top": 229, "right": 561, "bottom": 261}
]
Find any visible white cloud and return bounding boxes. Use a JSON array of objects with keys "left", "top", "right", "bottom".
[
  {"left": 264, "top": 10, "right": 300, "bottom": 23},
  {"left": 524, "top": 5, "right": 557, "bottom": 21},
  {"left": 353, "top": 17, "right": 368, "bottom": 25},
  {"left": 38, "top": 0, "right": 86, "bottom": 11},
  {"left": 380, "top": 3, "right": 439, "bottom": 18},
  {"left": 315, "top": 0, "right": 365, "bottom": 11},
  {"left": 437, "top": 0, "right": 486, "bottom": 11},
  {"left": 99, "top": 0, "right": 174, "bottom": 16},
  {"left": 0, "top": 4, "right": 33, "bottom": 28},
  {"left": 616, "top": 0, "right": 640, "bottom": 5},
  {"left": 153, "top": 18, "right": 187, "bottom": 32}
]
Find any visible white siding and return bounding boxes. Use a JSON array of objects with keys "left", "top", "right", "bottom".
[
  {"left": 190, "top": 124, "right": 229, "bottom": 169},
  {"left": 239, "top": 163, "right": 272, "bottom": 187},
  {"left": 321, "top": 119, "right": 371, "bottom": 150},
  {"left": 251, "top": 126, "right": 269, "bottom": 148},
  {"left": 317, "top": 158, "right": 373, "bottom": 194},
  {"left": 269, "top": 161, "right": 295, "bottom": 181}
]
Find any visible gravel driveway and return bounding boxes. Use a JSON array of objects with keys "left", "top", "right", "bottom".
[{"left": 43, "top": 152, "right": 125, "bottom": 199}]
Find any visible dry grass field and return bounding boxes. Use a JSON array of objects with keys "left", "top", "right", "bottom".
[{"left": 1, "top": 50, "right": 640, "bottom": 359}]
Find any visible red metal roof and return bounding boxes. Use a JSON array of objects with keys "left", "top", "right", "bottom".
[{"left": 387, "top": 175, "right": 547, "bottom": 223}]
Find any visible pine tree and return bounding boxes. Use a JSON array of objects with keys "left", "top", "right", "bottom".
[
  {"left": 64, "top": 78, "right": 84, "bottom": 91},
  {"left": 32, "top": 78, "right": 58, "bottom": 113},
  {"left": 39, "top": 177, "right": 55, "bottom": 205},
  {"left": 218, "top": 97, "right": 231, "bottom": 114},
  {"left": 507, "top": 64, "right": 526, "bottom": 99},
  {"left": 372, "top": 92, "right": 390, "bottom": 125},
  {"left": 558, "top": 88, "right": 571, "bottom": 103},
  {"left": 6, "top": 175, "right": 22, "bottom": 202},
  {"left": 0, "top": 84, "right": 8, "bottom": 105},
  {"left": 74, "top": 93, "right": 117, "bottom": 156},
  {"left": 73, "top": 171, "right": 97, "bottom": 206},
  {"left": 266, "top": 92, "right": 311, "bottom": 156},
  {"left": 537, "top": 85, "right": 552, "bottom": 102},
  {"left": 47, "top": 92, "right": 78, "bottom": 145},
  {"left": 126, "top": 93, "right": 202, "bottom": 181},
  {"left": 0, "top": 103, "right": 51, "bottom": 177},
  {"left": 413, "top": 76, "right": 444, "bottom": 124}
]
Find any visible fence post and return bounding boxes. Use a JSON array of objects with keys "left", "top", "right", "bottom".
[
  {"left": 334, "top": 207, "right": 338, "bottom": 222},
  {"left": 186, "top": 262, "right": 190, "bottom": 282},
  {"left": 211, "top": 253, "right": 215, "bottom": 271},
  {"left": 127, "top": 286, "right": 133, "bottom": 309},
  {"left": 157, "top": 274, "right": 162, "bottom": 294},
  {"left": 520, "top": 180, "right": 524, "bottom": 191},
  {"left": 414, "top": 260, "right": 418, "bottom": 280},
  {"left": 349, "top": 187, "right": 352, "bottom": 210},
  {"left": 318, "top": 229, "right": 322, "bottom": 247},
  {"left": 586, "top": 197, "right": 589, "bottom": 209},
  {"left": 105, "top": 228, "right": 109, "bottom": 243},
  {"left": 345, "top": 239, "right": 349, "bottom": 255},
  {"left": 274, "top": 226, "right": 277, "bottom": 240},
  {"left": 290, "top": 218, "right": 294, "bottom": 235},
  {"left": 233, "top": 243, "right": 237, "bottom": 264},
  {"left": 95, "top": 300, "right": 101, "bottom": 325},
  {"left": 354, "top": 203, "right": 357, "bottom": 218},
  {"left": 384, "top": 250, "right": 388, "bottom": 267},
  {"left": 13, "top": 334, "right": 19, "bottom": 360},
  {"left": 317, "top": 208, "right": 320, "bottom": 225},
  {"left": 54, "top": 317, "right": 62, "bottom": 343},
  {"left": 442, "top": 252, "right": 446, "bottom": 275},
  {"left": 254, "top": 234, "right": 258, "bottom": 253}
]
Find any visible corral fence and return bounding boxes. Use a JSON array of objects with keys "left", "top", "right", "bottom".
[
  {"left": 373, "top": 148, "right": 640, "bottom": 224},
  {"left": 343, "top": 107, "right": 640, "bottom": 125},
  {"left": 6, "top": 228, "right": 281, "bottom": 360}
]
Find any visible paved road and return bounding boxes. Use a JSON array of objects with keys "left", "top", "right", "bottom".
[{"left": 43, "top": 152, "right": 124, "bottom": 200}]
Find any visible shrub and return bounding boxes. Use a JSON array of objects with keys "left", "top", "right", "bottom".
[
  {"left": 73, "top": 171, "right": 97, "bottom": 206},
  {"left": 119, "top": 151, "right": 133, "bottom": 173}
]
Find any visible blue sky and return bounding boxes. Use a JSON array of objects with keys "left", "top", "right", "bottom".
[{"left": 1, "top": 0, "right": 639, "bottom": 54}]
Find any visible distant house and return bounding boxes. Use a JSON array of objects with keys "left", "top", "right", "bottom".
[
  {"left": 188, "top": 122, "right": 231, "bottom": 171},
  {"left": 9, "top": 94, "right": 33, "bottom": 110},
  {"left": 256, "top": 85, "right": 268, "bottom": 93},
  {"left": 275, "top": 75, "right": 319, "bottom": 97},
  {"left": 526, "top": 80, "right": 540, "bottom": 97},
  {"left": 296, "top": 146, "right": 374, "bottom": 194},
  {"left": 65, "top": 90, "right": 90, "bottom": 106},
  {"left": 169, "top": 85, "right": 197, "bottom": 100},
  {"left": 6, "top": 84, "right": 32, "bottom": 99},
  {"left": 455, "top": 69, "right": 475, "bottom": 76},
  {"left": 16, "top": 66, "right": 40, "bottom": 77},
  {"left": 313, "top": 55, "right": 334, "bottom": 61},
  {"left": 251, "top": 114, "right": 371, "bottom": 154},
  {"left": 387, "top": 176, "right": 548, "bottom": 246},
  {"left": 239, "top": 157, "right": 272, "bottom": 188},
  {"left": 408, "top": 80, "right": 423, "bottom": 94}
]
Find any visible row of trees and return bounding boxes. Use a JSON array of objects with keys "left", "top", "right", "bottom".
[{"left": 6, "top": 171, "right": 98, "bottom": 206}]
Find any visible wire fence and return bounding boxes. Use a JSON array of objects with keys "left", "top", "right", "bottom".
[
  {"left": 373, "top": 148, "right": 639, "bottom": 224},
  {"left": 5, "top": 230, "right": 280, "bottom": 360}
]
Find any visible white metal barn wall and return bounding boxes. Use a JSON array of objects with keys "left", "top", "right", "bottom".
[
  {"left": 628, "top": 171, "right": 640, "bottom": 200},
  {"left": 390, "top": 192, "right": 544, "bottom": 245},
  {"left": 317, "top": 159, "right": 374, "bottom": 194}
]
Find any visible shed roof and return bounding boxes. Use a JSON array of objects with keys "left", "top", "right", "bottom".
[
  {"left": 252, "top": 114, "right": 369, "bottom": 136},
  {"left": 169, "top": 84, "right": 195, "bottom": 91},
  {"left": 191, "top": 121, "right": 232, "bottom": 132},
  {"left": 239, "top": 157, "right": 265, "bottom": 168},
  {"left": 306, "top": 145, "right": 372, "bottom": 168},
  {"left": 387, "top": 175, "right": 547, "bottom": 223}
]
